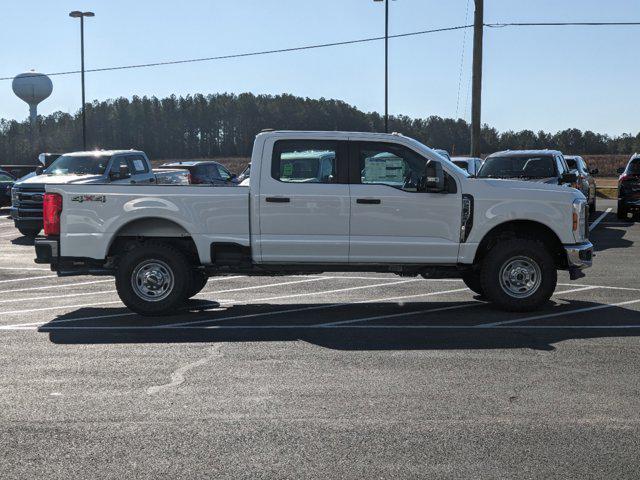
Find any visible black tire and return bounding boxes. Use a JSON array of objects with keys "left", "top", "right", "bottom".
[
  {"left": 617, "top": 201, "right": 627, "bottom": 220},
  {"left": 18, "top": 228, "right": 40, "bottom": 237},
  {"left": 479, "top": 239, "right": 557, "bottom": 312},
  {"left": 185, "top": 271, "right": 208, "bottom": 299},
  {"left": 589, "top": 197, "right": 596, "bottom": 215},
  {"left": 115, "top": 242, "right": 193, "bottom": 316},
  {"left": 462, "top": 270, "right": 484, "bottom": 297}
]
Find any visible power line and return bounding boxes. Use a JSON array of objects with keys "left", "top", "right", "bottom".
[
  {"left": 2, "top": 21, "right": 638, "bottom": 82},
  {"left": 486, "top": 21, "right": 640, "bottom": 27},
  {"left": 0, "top": 24, "right": 473, "bottom": 81}
]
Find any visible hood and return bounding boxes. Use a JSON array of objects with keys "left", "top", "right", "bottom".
[
  {"left": 470, "top": 177, "right": 585, "bottom": 201},
  {"left": 15, "top": 173, "right": 105, "bottom": 186}
]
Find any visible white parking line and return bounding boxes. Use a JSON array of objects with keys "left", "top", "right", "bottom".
[
  {"left": 0, "top": 278, "right": 426, "bottom": 328},
  {"left": 0, "top": 278, "right": 111, "bottom": 295},
  {"left": 317, "top": 300, "right": 480, "bottom": 327},
  {"left": 28, "top": 323, "right": 640, "bottom": 331},
  {"left": 589, "top": 207, "right": 613, "bottom": 231},
  {"left": 25, "top": 287, "right": 472, "bottom": 332},
  {"left": 0, "top": 276, "right": 329, "bottom": 307},
  {"left": 160, "top": 279, "right": 425, "bottom": 328},
  {"left": 480, "top": 298, "right": 640, "bottom": 328},
  {"left": 0, "top": 300, "right": 123, "bottom": 316},
  {"left": 316, "top": 285, "right": 597, "bottom": 328},
  {"left": 0, "top": 289, "right": 115, "bottom": 305},
  {"left": 0, "top": 274, "right": 56, "bottom": 284},
  {"left": 559, "top": 282, "right": 640, "bottom": 293},
  {"left": 0, "top": 266, "right": 53, "bottom": 272}
]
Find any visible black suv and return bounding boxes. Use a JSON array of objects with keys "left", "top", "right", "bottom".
[
  {"left": 617, "top": 154, "right": 640, "bottom": 219},
  {"left": 157, "top": 161, "right": 238, "bottom": 186}
]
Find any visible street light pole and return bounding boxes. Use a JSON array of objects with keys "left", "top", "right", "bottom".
[
  {"left": 374, "top": 0, "right": 390, "bottom": 133},
  {"left": 69, "top": 10, "right": 94, "bottom": 151}
]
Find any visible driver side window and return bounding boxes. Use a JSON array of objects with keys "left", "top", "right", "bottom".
[{"left": 357, "top": 143, "right": 427, "bottom": 192}]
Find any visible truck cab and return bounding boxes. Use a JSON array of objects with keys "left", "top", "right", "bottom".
[{"left": 34, "top": 131, "right": 593, "bottom": 315}]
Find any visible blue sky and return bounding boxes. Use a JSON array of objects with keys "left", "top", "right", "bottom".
[{"left": 1, "top": 0, "right": 639, "bottom": 135}]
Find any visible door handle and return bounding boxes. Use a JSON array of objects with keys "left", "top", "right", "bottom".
[
  {"left": 266, "top": 197, "right": 290, "bottom": 203},
  {"left": 356, "top": 198, "right": 381, "bottom": 205}
]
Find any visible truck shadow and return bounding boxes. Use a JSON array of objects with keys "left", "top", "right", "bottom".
[
  {"left": 591, "top": 223, "right": 633, "bottom": 252},
  {"left": 40, "top": 299, "right": 640, "bottom": 351}
]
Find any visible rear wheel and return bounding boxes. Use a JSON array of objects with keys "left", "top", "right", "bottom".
[
  {"left": 115, "top": 242, "right": 193, "bottom": 316},
  {"left": 18, "top": 228, "right": 40, "bottom": 237},
  {"left": 480, "top": 239, "right": 557, "bottom": 312},
  {"left": 462, "top": 270, "right": 484, "bottom": 297}
]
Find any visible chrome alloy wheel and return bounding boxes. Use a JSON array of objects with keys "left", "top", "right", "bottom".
[
  {"left": 131, "top": 259, "right": 175, "bottom": 302},
  {"left": 499, "top": 256, "right": 542, "bottom": 299}
]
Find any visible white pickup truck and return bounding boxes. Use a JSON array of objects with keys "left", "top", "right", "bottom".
[{"left": 34, "top": 131, "right": 593, "bottom": 315}]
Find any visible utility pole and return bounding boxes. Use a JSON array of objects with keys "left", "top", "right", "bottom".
[
  {"left": 374, "top": 0, "right": 390, "bottom": 133},
  {"left": 69, "top": 10, "right": 95, "bottom": 151},
  {"left": 470, "top": 0, "right": 483, "bottom": 157}
]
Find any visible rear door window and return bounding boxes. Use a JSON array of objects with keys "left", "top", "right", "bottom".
[{"left": 271, "top": 140, "right": 341, "bottom": 184}]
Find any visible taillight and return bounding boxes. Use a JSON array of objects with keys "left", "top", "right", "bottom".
[{"left": 43, "top": 193, "right": 63, "bottom": 236}]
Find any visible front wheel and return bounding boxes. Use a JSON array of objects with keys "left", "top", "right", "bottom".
[
  {"left": 115, "top": 242, "right": 193, "bottom": 316},
  {"left": 480, "top": 239, "right": 557, "bottom": 312}
]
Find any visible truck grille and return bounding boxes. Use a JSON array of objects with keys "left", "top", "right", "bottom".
[{"left": 12, "top": 185, "right": 45, "bottom": 219}]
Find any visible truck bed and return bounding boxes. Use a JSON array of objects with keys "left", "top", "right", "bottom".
[{"left": 46, "top": 184, "right": 250, "bottom": 264}]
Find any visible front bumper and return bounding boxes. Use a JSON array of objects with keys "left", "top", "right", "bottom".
[{"left": 564, "top": 241, "right": 593, "bottom": 279}]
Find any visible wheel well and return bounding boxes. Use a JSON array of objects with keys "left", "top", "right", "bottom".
[
  {"left": 107, "top": 218, "right": 198, "bottom": 265},
  {"left": 474, "top": 220, "right": 566, "bottom": 268}
]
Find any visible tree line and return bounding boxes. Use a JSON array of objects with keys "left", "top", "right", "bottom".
[{"left": 1, "top": 92, "right": 639, "bottom": 164}]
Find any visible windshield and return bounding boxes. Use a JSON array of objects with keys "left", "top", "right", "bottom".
[
  {"left": 478, "top": 155, "right": 556, "bottom": 179},
  {"left": 46, "top": 155, "right": 111, "bottom": 176},
  {"left": 628, "top": 159, "right": 640, "bottom": 174}
]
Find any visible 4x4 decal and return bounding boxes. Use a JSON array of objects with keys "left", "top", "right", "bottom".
[{"left": 71, "top": 194, "right": 106, "bottom": 203}]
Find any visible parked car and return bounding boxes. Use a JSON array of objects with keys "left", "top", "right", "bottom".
[
  {"left": 157, "top": 161, "right": 238, "bottom": 186},
  {"left": 451, "top": 157, "right": 483, "bottom": 176},
  {"left": 11, "top": 150, "right": 155, "bottom": 237},
  {"left": 35, "top": 130, "right": 592, "bottom": 315},
  {"left": 477, "top": 150, "right": 577, "bottom": 186},
  {"left": 565, "top": 155, "right": 598, "bottom": 214},
  {"left": 0, "top": 169, "right": 16, "bottom": 207},
  {"left": 154, "top": 168, "right": 191, "bottom": 185},
  {"left": 616, "top": 153, "right": 640, "bottom": 219}
]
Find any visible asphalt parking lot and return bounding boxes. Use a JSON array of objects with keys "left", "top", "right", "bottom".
[{"left": 0, "top": 198, "right": 638, "bottom": 479}]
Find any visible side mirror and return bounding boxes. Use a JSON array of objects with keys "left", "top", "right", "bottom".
[
  {"left": 617, "top": 167, "right": 625, "bottom": 174},
  {"left": 35, "top": 166, "right": 43, "bottom": 175},
  {"left": 590, "top": 168, "right": 599, "bottom": 175},
  {"left": 109, "top": 164, "right": 131, "bottom": 181},
  {"left": 421, "top": 160, "right": 445, "bottom": 193}
]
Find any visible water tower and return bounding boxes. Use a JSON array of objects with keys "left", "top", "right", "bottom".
[{"left": 12, "top": 70, "right": 53, "bottom": 128}]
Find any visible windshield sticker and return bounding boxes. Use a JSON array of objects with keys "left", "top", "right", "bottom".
[
  {"left": 133, "top": 159, "right": 145, "bottom": 172},
  {"left": 71, "top": 194, "right": 106, "bottom": 203}
]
